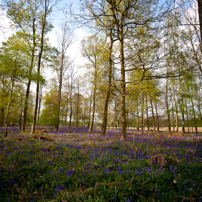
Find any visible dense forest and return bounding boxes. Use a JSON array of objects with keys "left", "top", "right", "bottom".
[{"left": 0, "top": 0, "right": 202, "bottom": 139}]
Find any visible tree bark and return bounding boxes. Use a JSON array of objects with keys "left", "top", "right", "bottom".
[
  {"left": 119, "top": 14, "right": 126, "bottom": 140},
  {"left": 69, "top": 80, "right": 73, "bottom": 131},
  {"left": 146, "top": 95, "right": 149, "bottom": 131},
  {"left": 56, "top": 56, "right": 63, "bottom": 131},
  {"left": 198, "top": 0, "right": 202, "bottom": 42},
  {"left": 179, "top": 80, "right": 185, "bottom": 135},
  {"left": 101, "top": 32, "right": 113, "bottom": 135},
  {"left": 136, "top": 99, "right": 139, "bottom": 131},
  {"left": 141, "top": 93, "right": 144, "bottom": 135},
  {"left": 22, "top": 18, "right": 36, "bottom": 132},
  {"left": 76, "top": 79, "right": 80, "bottom": 127},
  {"left": 190, "top": 90, "right": 198, "bottom": 135},
  {"left": 31, "top": 0, "right": 47, "bottom": 135},
  {"left": 89, "top": 67, "right": 97, "bottom": 132},
  {"left": 4, "top": 68, "right": 16, "bottom": 137},
  {"left": 171, "top": 80, "right": 178, "bottom": 132},
  {"left": 165, "top": 78, "right": 171, "bottom": 132},
  {"left": 150, "top": 98, "right": 155, "bottom": 131},
  {"left": 154, "top": 101, "right": 159, "bottom": 132}
]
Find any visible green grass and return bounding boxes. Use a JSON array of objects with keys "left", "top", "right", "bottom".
[{"left": 0, "top": 127, "right": 202, "bottom": 201}]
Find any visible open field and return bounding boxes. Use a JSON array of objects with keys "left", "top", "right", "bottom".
[{"left": 0, "top": 127, "right": 202, "bottom": 201}]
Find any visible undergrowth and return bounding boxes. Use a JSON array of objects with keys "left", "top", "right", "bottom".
[{"left": 0, "top": 127, "right": 202, "bottom": 201}]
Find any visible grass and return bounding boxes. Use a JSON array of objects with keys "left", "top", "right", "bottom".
[{"left": 0, "top": 127, "right": 202, "bottom": 201}]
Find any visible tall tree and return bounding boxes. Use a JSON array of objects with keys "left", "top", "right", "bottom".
[
  {"left": 7, "top": 0, "right": 40, "bottom": 132},
  {"left": 101, "top": 28, "right": 114, "bottom": 135},
  {"left": 198, "top": 0, "right": 202, "bottom": 41},
  {"left": 82, "top": 36, "right": 101, "bottom": 132},
  {"left": 0, "top": 35, "right": 27, "bottom": 137},
  {"left": 31, "top": 0, "right": 58, "bottom": 134},
  {"left": 55, "top": 23, "right": 74, "bottom": 131}
]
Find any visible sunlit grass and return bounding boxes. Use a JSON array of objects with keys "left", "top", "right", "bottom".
[{"left": 0, "top": 127, "right": 202, "bottom": 201}]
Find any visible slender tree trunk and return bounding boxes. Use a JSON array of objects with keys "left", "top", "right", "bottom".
[
  {"left": 185, "top": 98, "right": 189, "bottom": 133},
  {"left": 113, "top": 98, "right": 118, "bottom": 129},
  {"left": 179, "top": 80, "right": 185, "bottom": 135},
  {"left": 19, "top": 92, "right": 23, "bottom": 129},
  {"left": 88, "top": 88, "right": 93, "bottom": 128},
  {"left": 119, "top": 15, "right": 126, "bottom": 140},
  {"left": 101, "top": 32, "right": 113, "bottom": 135},
  {"left": 1, "top": 83, "right": 6, "bottom": 126},
  {"left": 56, "top": 58, "right": 63, "bottom": 131},
  {"left": 146, "top": 95, "right": 149, "bottom": 131},
  {"left": 198, "top": 0, "right": 202, "bottom": 42},
  {"left": 190, "top": 92, "right": 198, "bottom": 135},
  {"left": 31, "top": 2, "right": 47, "bottom": 135},
  {"left": 5, "top": 69, "right": 16, "bottom": 137},
  {"left": 171, "top": 80, "right": 178, "bottom": 132},
  {"left": 22, "top": 18, "right": 36, "bottom": 132},
  {"left": 155, "top": 101, "right": 159, "bottom": 132},
  {"left": 89, "top": 74, "right": 97, "bottom": 131},
  {"left": 136, "top": 99, "right": 139, "bottom": 131},
  {"left": 37, "top": 85, "right": 42, "bottom": 124},
  {"left": 65, "top": 94, "right": 68, "bottom": 125},
  {"left": 76, "top": 79, "right": 80, "bottom": 127},
  {"left": 171, "top": 98, "right": 175, "bottom": 132},
  {"left": 0, "top": 108, "right": 4, "bottom": 126},
  {"left": 56, "top": 68, "right": 63, "bottom": 130},
  {"left": 141, "top": 93, "right": 144, "bottom": 135},
  {"left": 69, "top": 81, "right": 73, "bottom": 131},
  {"left": 165, "top": 78, "right": 171, "bottom": 132},
  {"left": 150, "top": 98, "right": 155, "bottom": 131}
]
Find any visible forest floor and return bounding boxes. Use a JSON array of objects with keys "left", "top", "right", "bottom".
[{"left": 0, "top": 127, "right": 202, "bottom": 202}]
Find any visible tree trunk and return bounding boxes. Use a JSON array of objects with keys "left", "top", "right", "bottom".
[
  {"left": 154, "top": 101, "right": 159, "bottom": 132},
  {"left": 179, "top": 80, "right": 185, "bottom": 135},
  {"left": 88, "top": 88, "right": 93, "bottom": 128},
  {"left": 150, "top": 98, "right": 155, "bottom": 131},
  {"left": 89, "top": 76, "right": 97, "bottom": 132},
  {"left": 0, "top": 108, "right": 4, "bottom": 127},
  {"left": 65, "top": 94, "right": 68, "bottom": 125},
  {"left": 146, "top": 95, "right": 149, "bottom": 131},
  {"left": 119, "top": 15, "right": 126, "bottom": 140},
  {"left": 136, "top": 99, "right": 139, "bottom": 131},
  {"left": 69, "top": 80, "right": 73, "bottom": 131},
  {"left": 185, "top": 98, "right": 190, "bottom": 133},
  {"left": 165, "top": 78, "right": 171, "bottom": 132},
  {"left": 22, "top": 18, "right": 36, "bottom": 132},
  {"left": 37, "top": 85, "right": 42, "bottom": 124},
  {"left": 190, "top": 91, "right": 198, "bottom": 135},
  {"left": 171, "top": 80, "right": 178, "bottom": 132},
  {"left": 4, "top": 69, "right": 16, "bottom": 137},
  {"left": 198, "top": 0, "right": 202, "bottom": 42},
  {"left": 101, "top": 32, "right": 113, "bottom": 135},
  {"left": 56, "top": 58, "right": 63, "bottom": 131},
  {"left": 141, "top": 93, "right": 144, "bottom": 135},
  {"left": 19, "top": 92, "right": 23, "bottom": 129},
  {"left": 31, "top": 2, "right": 47, "bottom": 135},
  {"left": 76, "top": 79, "right": 80, "bottom": 127}
]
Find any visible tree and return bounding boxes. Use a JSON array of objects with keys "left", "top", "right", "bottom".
[
  {"left": 55, "top": 23, "right": 74, "bottom": 131},
  {"left": 31, "top": 0, "right": 59, "bottom": 134},
  {"left": 82, "top": 35, "right": 102, "bottom": 132},
  {"left": 100, "top": 28, "right": 114, "bottom": 135},
  {"left": 7, "top": 0, "right": 39, "bottom": 132},
  {"left": 0, "top": 35, "right": 28, "bottom": 137},
  {"left": 198, "top": 0, "right": 202, "bottom": 41}
]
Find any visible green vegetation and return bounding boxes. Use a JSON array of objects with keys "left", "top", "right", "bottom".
[{"left": 0, "top": 127, "right": 202, "bottom": 201}]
